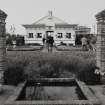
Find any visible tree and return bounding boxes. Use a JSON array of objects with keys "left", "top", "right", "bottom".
[{"left": 6, "top": 33, "right": 13, "bottom": 45}]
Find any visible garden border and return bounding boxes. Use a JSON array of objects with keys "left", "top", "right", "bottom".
[{"left": 5, "top": 78, "right": 100, "bottom": 105}]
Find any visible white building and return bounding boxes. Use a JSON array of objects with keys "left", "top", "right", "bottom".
[{"left": 22, "top": 11, "right": 79, "bottom": 46}]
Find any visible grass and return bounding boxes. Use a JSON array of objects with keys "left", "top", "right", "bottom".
[{"left": 4, "top": 50, "right": 98, "bottom": 85}]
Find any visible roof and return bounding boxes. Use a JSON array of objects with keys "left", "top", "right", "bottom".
[
  {"left": 22, "top": 24, "right": 78, "bottom": 29},
  {"left": 22, "top": 11, "right": 79, "bottom": 29},
  {"left": 78, "top": 26, "right": 91, "bottom": 30},
  {"left": 32, "top": 12, "right": 68, "bottom": 25},
  {"left": 76, "top": 26, "right": 91, "bottom": 33},
  {"left": 55, "top": 24, "right": 78, "bottom": 28},
  {"left": 22, "top": 11, "right": 69, "bottom": 28},
  {"left": 0, "top": 9, "right": 7, "bottom": 19},
  {"left": 95, "top": 9, "right": 105, "bottom": 19},
  {"left": 22, "top": 24, "right": 45, "bottom": 28}
]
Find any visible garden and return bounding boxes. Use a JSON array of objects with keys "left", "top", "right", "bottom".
[{"left": 3, "top": 49, "right": 100, "bottom": 86}]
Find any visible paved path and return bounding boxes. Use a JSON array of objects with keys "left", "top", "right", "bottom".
[
  {"left": 42, "top": 46, "right": 57, "bottom": 53},
  {"left": 89, "top": 85, "right": 105, "bottom": 105},
  {"left": 0, "top": 85, "right": 15, "bottom": 105}
]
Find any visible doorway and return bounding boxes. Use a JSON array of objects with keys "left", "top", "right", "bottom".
[{"left": 46, "top": 31, "right": 54, "bottom": 38}]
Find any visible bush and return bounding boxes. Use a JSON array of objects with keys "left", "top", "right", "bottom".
[
  {"left": 6, "top": 51, "right": 99, "bottom": 85},
  {"left": 24, "top": 52, "right": 98, "bottom": 84},
  {"left": 24, "top": 56, "right": 65, "bottom": 79},
  {"left": 4, "top": 64, "right": 25, "bottom": 85},
  {"left": 77, "top": 64, "right": 101, "bottom": 85}
]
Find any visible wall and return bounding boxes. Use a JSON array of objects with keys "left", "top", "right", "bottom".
[{"left": 24, "top": 27, "right": 76, "bottom": 46}]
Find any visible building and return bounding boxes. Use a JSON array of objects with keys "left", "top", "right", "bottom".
[
  {"left": 75, "top": 26, "right": 91, "bottom": 45},
  {"left": 22, "top": 11, "right": 91, "bottom": 46}
]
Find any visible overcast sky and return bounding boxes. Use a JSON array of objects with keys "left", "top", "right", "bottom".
[{"left": 0, "top": 0, "right": 105, "bottom": 34}]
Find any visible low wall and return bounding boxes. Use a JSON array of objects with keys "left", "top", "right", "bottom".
[
  {"left": 5, "top": 78, "right": 100, "bottom": 105},
  {"left": 5, "top": 100, "right": 100, "bottom": 105}
]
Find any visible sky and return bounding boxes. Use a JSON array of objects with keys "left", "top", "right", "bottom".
[{"left": 0, "top": 0, "right": 105, "bottom": 35}]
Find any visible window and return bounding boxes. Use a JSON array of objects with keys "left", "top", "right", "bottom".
[
  {"left": 37, "top": 33, "right": 42, "bottom": 38},
  {"left": 66, "top": 33, "right": 71, "bottom": 38},
  {"left": 28, "top": 33, "right": 33, "bottom": 38},
  {"left": 57, "top": 33, "right": 63, "bottom": 38}
]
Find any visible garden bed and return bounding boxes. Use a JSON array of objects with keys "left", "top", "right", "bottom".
[
  {"left": 56, "top": 46, "right": 83, "bottom": 51},
  {"left": 7, "top": 46, "right": 43, "bottom": 51},
  {"left": 5, "top": 50, "right": 98, "bottom": 86}
]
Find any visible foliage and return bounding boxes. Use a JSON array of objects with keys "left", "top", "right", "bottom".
[
  {"left": 4, "top": 63, "right": 25, "bottom": 86},
  {"left": 90, "top": 35, "right": 97, "bottom": 44},
  {"left": 6, "top": 33, "right": 25, "bottom": 46},
  {"left": 25, "top": 52, "right": 100, "bottom": 84},
  {"left": 5, "top": 50, "right": 99, "bottom": 85},
  {"left": 6, "top": 33, "right": 13, "bottom": 45},
  {"left": 75, "top": 59, "right": 100, "bottom": 84},
  {"left": 16, "top": 36, "right": 25, "bottom": 46}
]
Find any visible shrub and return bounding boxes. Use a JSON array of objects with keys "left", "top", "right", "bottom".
[
  {"left": 24, "top": 52, "right": 99, "bottom": 84},
  {"left": 4, "top": 64, "right": 25, "bottom": 86},
  {"left": 6, "top": 51, "right": 99, "bottom": 85},
  {"left": 24, "top": 56, "right": 65, "bottom": 79},
  {"left": 76, "top": 59, "right": 101, "bottom": 84}
]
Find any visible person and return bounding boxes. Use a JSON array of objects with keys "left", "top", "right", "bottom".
[
  {"left": 87, "top": 36, "right": 96, "bottom": 52},
  {"left": 89, "top": 36, "right": 96, "bottom": 51},
  {"left": 46, "top": 36, "right": 54, "bottom": 52},
  {"left": 81, "top": 36, "right": 87, "bottom": 51},
  {"left": 87, "top": 38, "right": 92, "bottom": 51},
  {"left": 42, "top": 37, "right": 46, "bottom": 46}
]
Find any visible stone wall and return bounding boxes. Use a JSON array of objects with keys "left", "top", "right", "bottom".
[
  {"left": 5, "top": 79, "right": 100, "bottom": 105},
  {"left": 0, "top": 10, "right": 7, "bottom": 84},
  {"left": 95, "top": 9, "right": 105, "bottom": 82}
]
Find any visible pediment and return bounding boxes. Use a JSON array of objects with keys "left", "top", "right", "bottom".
[{"left": 32, "top": 12, "right": 67, "bottom": 26}]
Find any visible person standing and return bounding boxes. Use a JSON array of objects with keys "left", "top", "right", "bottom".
[
  {"left": 46, "top": 36, "right": 54, "bottom": 52},
  {"left": 81, "top": 36, "right": 88, "bottom": 51},
  {"left": 42, "top": 37, "right": 46, "bottom": 46},
  {"left": 49, "top": 36, "right": 54, "bottom": 52}
]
